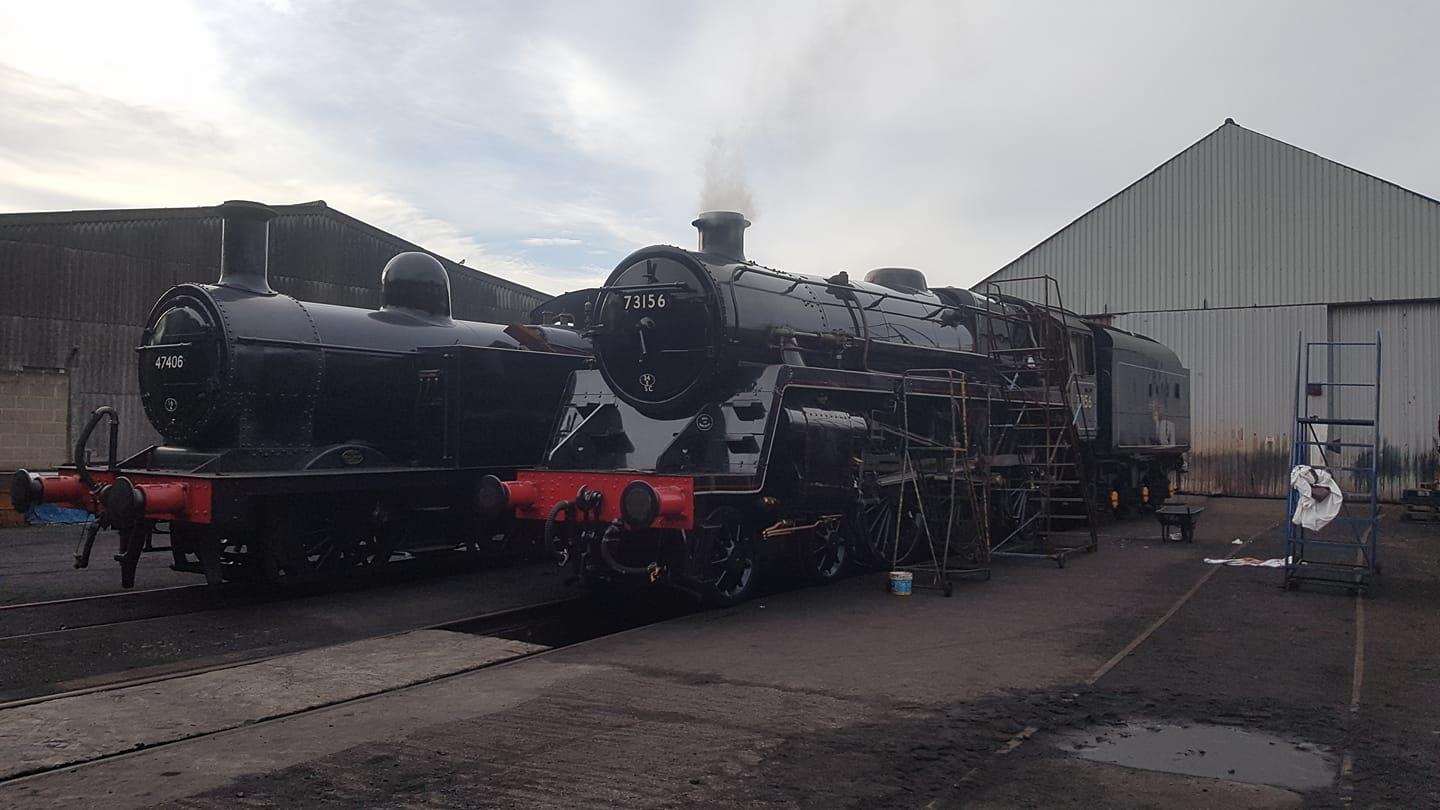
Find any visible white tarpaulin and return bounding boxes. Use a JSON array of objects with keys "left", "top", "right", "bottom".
[
  {"left": 1204, "top": 556, "right": 1291, "bottom": 568},
  {"left": 1290, "top": 465, "right": 1343, "bottom": 531}
]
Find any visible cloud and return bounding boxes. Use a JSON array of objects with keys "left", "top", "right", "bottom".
[
  {"left": 520, "top": 237, "right": 583, "bottom": 247},
  {"left": 2, "top": 0, "right": 1439, "bottom": 298}
]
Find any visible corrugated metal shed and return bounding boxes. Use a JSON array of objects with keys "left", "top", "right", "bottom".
[
  {"left": 1110, "top": 306, "right": 1328, "bottom": 498},
  {"left": 980, "top": 121, "right": 1440, "bottom": 499},
  {"left": 0, "top": 202, "right": 553, "bottom": 466},
  {"left": 1330, "top": 302, "right": 1440, "bottom": 501},
  {"left": 980, "top": 120, "right": 1440, "bottom": 315}
]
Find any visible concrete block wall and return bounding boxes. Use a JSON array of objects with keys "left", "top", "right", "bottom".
[{"left": 0, "top": 369, "right": 70, "bottom": 472}]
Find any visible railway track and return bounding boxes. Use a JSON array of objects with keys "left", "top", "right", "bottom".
[
  {"left": 0, "top": 592, "right": 692, "bottom": 785},
  {"left": 0, "top": 583, "right": 247, "bottom": 643},
  {"left": 0, "top": 583, "right": 207, "bottom": 612},
  {"left": 0, "top": 548, "right": 528, "bottom": 644},
  {"left": 0, "top": 552, "right": 638, "bottom": 705},
  {"left": 0, "top": 594, "right": 590, "bottom": 712}
]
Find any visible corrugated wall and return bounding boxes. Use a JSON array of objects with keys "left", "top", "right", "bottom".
[
  {"left": 1111, "top": 306, "right": 1329, "bottom": 498},
  {"left": 1329, "top": 302, "right": 1440, "bottom": 501},
  {"left": 983, "top": 122, "right": 1440, "bottom": 314},
  {"left": 0, "top": 216, "right": 219, "bottom": 460},
  {"left": 0, "top": 207, "right": 551, "bottom": 470},
  {"left": 1110, "top": 303, "right": 1439, "bottom": 501},
  {"left": 981, "top": 121, "right": 1440, "bottom": 500}
]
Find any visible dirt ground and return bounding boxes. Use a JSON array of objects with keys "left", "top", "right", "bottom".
[{"left": 4, "top": 497, "right": 1437, "bottom": 808}]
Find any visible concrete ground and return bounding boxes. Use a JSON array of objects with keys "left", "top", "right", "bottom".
[
  {"left": 0, "top": 523, "right": 197, "bottom": 605},
  {"left": 1, "top": 497, "right": 1436, "bottom": 808}
]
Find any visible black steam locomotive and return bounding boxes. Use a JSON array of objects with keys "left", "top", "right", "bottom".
[
  {"left": 480, "top": 212, "right": 1189, "bottom": 602},
  {"left": 10, "top": 201, "right": 589, "bottom": 587}
]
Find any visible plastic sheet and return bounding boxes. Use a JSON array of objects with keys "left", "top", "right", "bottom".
[
  {"left": 27, "top": 504, "right": 94, "bottom": 525},
  {"left": 1290, "top": 465, "right": 1342, "bottom": 531}
]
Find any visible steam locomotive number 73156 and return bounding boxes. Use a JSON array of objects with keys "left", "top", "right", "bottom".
[{"left": 622, "top": 293, "right": 668, "bottom": 310}]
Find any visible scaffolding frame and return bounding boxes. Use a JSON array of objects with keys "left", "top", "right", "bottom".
[
  {"left": 1284, "top": 331, "right": 1382, "bottom": 592},
  {"left": 883, "top": 368, "right": 990, "bottom": 596},
  {"left": 974, "top": 276, "right": 1100, "bottom": 567}
]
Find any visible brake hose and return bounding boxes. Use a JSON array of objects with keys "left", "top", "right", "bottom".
[
  {"left": 599, "top": 519, "right": 653, "bottom": 576},
  {"left": 543, "top": 499, "right": 576, "bottom": 562}
]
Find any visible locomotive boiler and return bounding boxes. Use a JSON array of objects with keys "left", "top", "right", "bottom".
[
  {"left": 483, "top": 211, "right": 1191, "bottom": 602},
  {"left": 139, "top": 200, "right": 585, "bottom": 456},
  {"left": 591, "top": 210, "right": 999, "bottom": 417},
  {"left": 10, "top": 201, "right": 589, "bottom": 587}
]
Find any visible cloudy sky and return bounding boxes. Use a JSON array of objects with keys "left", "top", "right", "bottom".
[{"left": 1, "top": 0, "right": 1435, "bottom": 295}]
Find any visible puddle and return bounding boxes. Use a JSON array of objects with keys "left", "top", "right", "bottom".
[{"left": 1060, "top": 721, "right": 1336, "bottom": 791}]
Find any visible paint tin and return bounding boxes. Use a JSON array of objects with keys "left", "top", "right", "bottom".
[{"left": 889, "top": 570, "right": 913, "bottom": 596}]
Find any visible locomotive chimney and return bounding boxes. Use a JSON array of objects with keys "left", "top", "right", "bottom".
[
  {"left": 216, "top": 200, "right": 278, "bottom": 295},
  {"left": 693, "top": 211, "right": 750, "bottom": 263}
]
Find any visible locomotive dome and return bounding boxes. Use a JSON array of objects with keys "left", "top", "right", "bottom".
[
  {"left": 381, "top": 252, "right": 452, "bottom": 318},
  {"left": 863, "top": 267, "right": 928, "bottom": 293}
]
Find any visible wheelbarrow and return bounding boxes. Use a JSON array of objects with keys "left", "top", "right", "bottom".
[{"left": 1155, "top": 504, "right": 1204, "bottom": 543}]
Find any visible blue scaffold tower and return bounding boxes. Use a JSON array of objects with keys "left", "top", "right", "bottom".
[{"left": 1284, "top": 331, "right": 1382, "bottom": 592}]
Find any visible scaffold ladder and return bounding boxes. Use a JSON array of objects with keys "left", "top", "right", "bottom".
[
  {"left": 976, "top": 276, "right": 1100, "bottom": 567},
  {"left": 1284, "top": 331, "right": 1382, "bottom": 592},
  {"left": 887, "top": 368, "right": 990, "bottom": 595}
]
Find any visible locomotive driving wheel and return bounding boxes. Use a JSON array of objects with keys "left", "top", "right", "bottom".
[
  {"left": 259, "top": 498, "right": 388, "bottom": 585},
  {"left": 702, "top": 505, "right": 760, "bottom": 606},
  {"left": 806, "top": 515, "right": 851, "bottom": 583},
  {"left": 859, "top": 494, "right": 920, "bottom": 568}
]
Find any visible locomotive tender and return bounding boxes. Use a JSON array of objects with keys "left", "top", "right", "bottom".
[
  {"left": 481, "top": 212, "right": 1190, "bottom": 602},
  {"left": 9, "top": 201, "right": 589, "bottom": 587}
]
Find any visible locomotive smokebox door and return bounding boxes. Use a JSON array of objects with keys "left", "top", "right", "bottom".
[
  {"left": 138, "top": 292, "right": 224, "bottom": 441},
  {"left": 593, "top": 251, "right": 720, "bottom": 416}
]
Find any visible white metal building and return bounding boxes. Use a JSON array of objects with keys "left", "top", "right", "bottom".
[{"left": 978, "top": 119, "right": 1440, "bottom": 499}]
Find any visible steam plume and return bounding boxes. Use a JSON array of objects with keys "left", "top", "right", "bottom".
[{"left": 699, "top": 136, "right": 756, "bottom": 217}]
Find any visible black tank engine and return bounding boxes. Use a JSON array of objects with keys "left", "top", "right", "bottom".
[{"left": 11, "top": 201, "right": 589, "bottom": 587}]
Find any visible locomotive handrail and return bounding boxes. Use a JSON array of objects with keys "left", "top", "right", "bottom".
[
  {"left": 231, "top": 335, "right": 412, "bottom": 356},
  {"left": 136, "top": 341, "right": 195, "bottom": 351},
  {"left": 729, "top": 264, "right": 876, "bottom": 363},
  {"left": 597, "top": 281, "right": 689, "bottom": 294},
  {"left": 731, "top": 262, "right": 1069, "bottom": 341},
  {"left": 733, "top": 264, "right": 958, "bottom": 317},
  {"left": 727, "top": 264, "right": 991, "bottom": 375},
  {"left": 74, "top": 406, "right": 119, "bottom": 489}
]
